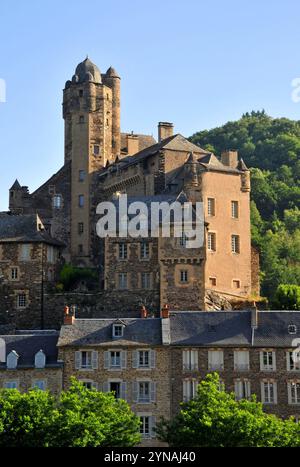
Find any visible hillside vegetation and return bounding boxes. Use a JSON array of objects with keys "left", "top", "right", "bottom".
[{"left": 190, "top": 111, "right": 300, "bottom": 306}]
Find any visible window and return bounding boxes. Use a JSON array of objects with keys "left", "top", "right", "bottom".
[
  {"left": 132, "top": 350, "right": 155, "bottom": 369},
  {"left": 78, "top": 195, "right": 84, "bottom": 208},
  {"left": 110, "top": 351, "right": 121, "bottom": 368},
  {"left": 7, "top": 351, "right": 18, "bottom": 369},
  {"left": 47, "top": 246, "right": 55, "bottom": 263},
  {"left": 93, "top": 145, "right": 100, "bottom": 156},
  {"left": 17, "top": 293, "right": 27, "bottom": 309},
  {"left": 234, "top": 351, "right": 250, "bottom": 371},
  {"left": 35, "top": 350, "right": 46, "bottom": 369},
  {"left": 232, "top": 279, "right": 241, "bottom": 289},
  {"left": 209, "top": 277, "right": 217, "bottom": 287},
  {"left": 231, "top": 201, "right": 239, "bottom": 218},
  {"left": 75, "top": 351, "right": 98, "bottom": 370},
  {"left": 20, "top": 244, "right": 31, "bottom": 261},
  {"left": 208, "top": 350, "right": 224, "bottom": 371},
  {"left": 140, "top": 416, "right": 151, "bottom": 438},
  {"left": 260, "top": 351, "right": 276, "bottom": 371},
  {"left": 33, "top": 380, "right": 46, "bottom": 391},
  {"left": 110, "top": 382, "right": 121, "bottom": 399},
  {"left": 183, "top": 379, "right": 198, "bottom": 402},
  {"left": 261, "top": 381, "right": 277, "bottom": 404},
  {"left": 140, "top": 242, "right": 150, "bottom": 259},
  {"left": 79, "top": 170, "right": 86, "bottom": 182},
  {"left": 288, "top": 382, "right": 300, "bottom": 405},
  {"left": 180, "top": 270, "right": 188, "bottom": 284},
  {"left": 118, "top": 243, "right": 128, "bottom": 260},
  {"left": 78, "top": 244, "right": 83, "bottom": 255},
  {"left": 79, "top": 90, "right": 83, "bottom": 97},
  {"left": 4, "top": 381, "right": 18, "bottom": 389},
  {"left": 231, "top": 235, "right": 240, "bottom": 254},
  {"left": 288, "top": 325, "right": 297, "bottom": 335},
  {"left": 141, "top": 272, "right": 151, "bottom": 289},
  {"left": 11, "top": 268, "right": 18, "bottom": 280},
  {"left": 207, "top": 198, "right": 215, "bottom": 216},
  {"left": 113, "top": 324, "right": 124, "bottom": 338},
  {"left": 53, "top": 195, "right": 62, "bottom": 209},
  {"left": 287, "top": 351, "right": 300, "bottom": 371},
  {"left": 118, "top": 273, "right": 128, "bottom": 290},
  {"left": 79, "top": 115, "right": 84, "bottom": 123},
  {"left": 183, "top": 350, "right": 198, "bottom": 371},
  {"left": 208, "top": 232, "right": 216, "bottom": 252},
  {"left": 235, "top": 380, "right": 251, "bottom": 400},
  {"left": 132, "top": 381, "right": 156, "bottom": 404},
  {"left": 78, "top": 222, "right": 84, "bottom": 235}
]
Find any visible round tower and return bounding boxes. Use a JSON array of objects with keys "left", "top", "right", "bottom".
[{"left": 104, "top": 67, "right": 121, "bottom": 159}]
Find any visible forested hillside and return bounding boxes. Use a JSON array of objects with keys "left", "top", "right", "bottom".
[{"left": 190, "top": 111, "right": 300, "bottom": 306}]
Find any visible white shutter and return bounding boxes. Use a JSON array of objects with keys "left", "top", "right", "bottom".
[
  {"left": 183, "top": 350, "right": 189, "bottom": 370},
  {"left": 132, "top": 382, "right": 139, "bottom": 403},
  {"left": 208, "top": 351, "right": 212, "bottom": 370},
  {"left": 260, "top": 381, "right": 265, "bottom": 403},
  {"left": 273, "top": 382, "right": 278, "bottom": 404},
  {"left": 102, "top": 382, "right": 109, "bottom": 393},
  {"left": 235, "top": 380, "right": 242, "bottom": 400},
  {"left": 150, "top": 350, "right": 156, "bottom": 369},
  {"left": 121, "top": 351, "right": 127, "bottom": 369},
  {"left": 287, "top": 383, "right": 292, "bottom": 404},
  {"left": 272, "top": 352, "right": 276, "bottom": 371},
  {"left": 104, "top": 351, "right": 110, "bottom": 369},
  {"left": 287, "top": 352, "right": 291, "bottom": 371},
  {"left": 92, "top": 382, "right": 98, "bottom": 390},
  {"left": 150, "top": 381, "right": 156, "bottom": 403},
  {"left": 120, "top": 382, "right": 127, "bottom": 401},
  {"left": 150, "top": 416, "right": 156, "bottom": 438},
  {"left": 191, "top": 350, "right": 198, "bottom": 370},
  {"left": 183, "top": 380, "right": 188, "bottom": 401},
  {"left": 75, "top": 351, "right": 81, "bottom": 370},
  {"left": 92, "top": 351, "right": 98, "bottom": 370},
  {"left": 245, "top": 381, "right": 251, "bottom": 399},
  {"left": 132, "top": 350, "right": 138, "bottom": 369},
  {"left": 219, "top": 351, "right": 224, "bottom": 369},
  {"left": 260, "top": 352, "right": 264, "bottom": 371}
]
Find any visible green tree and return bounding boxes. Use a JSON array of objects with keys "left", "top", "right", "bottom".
[
  {"left": 0, "top": 380, "right": 141, "bottom": 447},
  {"left": 156, "top": 373, "right": 300, "bottom": 447},
  {"left": 275, "top": 284, "right": 300, "bottom": 310}
]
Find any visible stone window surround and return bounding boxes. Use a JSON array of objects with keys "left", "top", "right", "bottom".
[
  {"left": 288, "top": 380, "right": 300, "bottom": 405},
  {"left": 140, "top": 241, "right": 151, "bottom": 261},
  {"left": 287, "top": 350, "right": 300, "bottom": 372},
  {"left": 260, "top": 350, "right": 276, "bottom": 372},
  {"left": 138, "top": 412, "right": 155, "bottom": 438},
  {"left": 207, "top": 197, "right": 216, "bottom": 217},
  {"left": 231, "top": 200, "right": 239, "bottom": 219},
  {"left": 10, "top": 266, "right": 20, "bottom": 281},
  {"left": 261, "top": 379, "right": 277, "bottom": 405},
  {"left": 207, "top": 231, "right": 217, "bottom": 252},
  {"left": 3, "top": 379, "right": 20, "bottom": 389},
  {"left": 32, "top": 379, "right": 47, "bottom": 390},
  {"left": 16, "top": 290, "right": 29, "bottom": 309}
]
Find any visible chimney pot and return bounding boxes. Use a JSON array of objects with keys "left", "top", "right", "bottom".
[
  {"left": 64, "top": 305, "right": 75, "bottom": 325},
  {"left": 161, "top": 304, "right": 170, "bottom": 319},
  {"left": 141, "top": 305, "right": 148, "bottom": 319}
]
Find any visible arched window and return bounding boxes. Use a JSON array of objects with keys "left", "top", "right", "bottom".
[{"left": 35, "top": 350, "right": 46, "bottom": 369}]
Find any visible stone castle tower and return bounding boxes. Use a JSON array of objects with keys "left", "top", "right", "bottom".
[{"left": 63, "top": 58, "right": 121, "bottom": 264}]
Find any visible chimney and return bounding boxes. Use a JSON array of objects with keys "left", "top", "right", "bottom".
[
  {"left": 127, "top": 134, "right": 139, "bottom": 156},
  {"left": 141, "top": 305, "right": 148, "bottom": 319},
  {"left": 64, "top": 305, "right": 75, "bottom": 325},
  {"left": 221, "top": 150, "right": 238, "bottom": 168},
  {"left": 161, "top": 304, "right": 170, "bottom": 319},
  {"left": 158, "top": 122, "right": 173, "bottom": 143},
  {"left": 251, "top": 302, "right": 258, "bottom": 328}
]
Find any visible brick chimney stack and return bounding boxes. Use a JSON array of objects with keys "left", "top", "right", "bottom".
[
  {"left": 158, "top": 122, "right": 173, "bottom": 143},
  {"left": 161, "top": 304, "right": 170, "bottom": 319},
  {"left": 141, "top": 305, "right": 148, "bottom": 319},
  {"left": 64, "top": 305, "right": 75, "bottom": 325},
  {"left": 251, "top": 301, "right": 258, "bottom": 328}
]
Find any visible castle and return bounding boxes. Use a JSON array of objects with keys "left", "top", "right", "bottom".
[{"left": 0, "top": 57, "right": 259, "bottom": 329}]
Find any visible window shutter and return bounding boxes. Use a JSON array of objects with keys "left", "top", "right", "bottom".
[
  {"left": 208, "top": 351, "right": 212, "bottom": 370},
  {"left": 234, "top": 352, "right": 238, "bottom": 370},
  {"left": 273, "top": 382, "right": 278, "bottom": 404},
  {"left": 150, "top": 381, "right": 156, "bottom": 403},
  {"left": 183, "top": 380, "right": 188, "bottom": 401},
  {"left": 150, "top": 416, "right": 156, "bottom": 438},
  {"left": 132, "top": 382, "right": 139, "bottom": 403},
  {"left": 121, "top": 351, "right": 127, "bottom": 369},
  {"left": 92, "top": 382, "right": 98, "bottom": 390},
  {"left": 132, "top": 350, "right": 138, "bottom": 369},
  {"left": 260, "top": 352, "right": 264, "bottom": 371},
  {"left": 150, "top": 350, "right": 156, "bottom": 369},
  {"left": 75, "top": 351, "right": 81, "bottom": 370},
  {"left": 287, "top": 383, "right": 292, "bottom": 404},
  {"left": 191, "top": 350, "right": 198, "bottom": 370},
  {"left": 286, "top": 352, "right": 291, "bottom": 371},
  {"left": 260, "top": 381, "right": 265, "bottom": 403},
  {"left": 219, "top": 351, "right": 224, "bottom": 369},
  {"left": 120, "top": 382, "right": 127, "bottom": 401},
  {"left": 272, "top": 352, "right": 276, "bottom": 371},
  {"left": 104, "top": 351, "right": 110, "bottom": 369},
  {"left": 234, "top": 380, "right": 241, "bottom": 399},
  {"left": 183, "top": 350, "right": 189, "bottom": 370},
  {"left": 102, "top": 382, "right": 109, "bottom": 393},
  {"left": 245, "top": 381, "right": 251, "bottom": 399},
  {"left": 92, "top": 351, "right": 98, "bottom": 370}
]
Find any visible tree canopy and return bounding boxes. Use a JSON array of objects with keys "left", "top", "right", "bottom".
[
  {"left": 190, "top": 111, "right": 300, "bottom": 305},
  {"left": 156, "top": 373, "right": 300, "bottom": 447}
]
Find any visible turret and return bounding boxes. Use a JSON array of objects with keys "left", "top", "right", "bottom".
[
  {"left": 103, "top": 67, "right": 121, "bottom": 158},
  {"left": 9, "top": 180, "right": 29, "bottom": 214}
]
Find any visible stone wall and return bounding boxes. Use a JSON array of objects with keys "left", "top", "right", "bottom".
[{"left": 0, "top": 367, "right": 62, "bottom": 395}]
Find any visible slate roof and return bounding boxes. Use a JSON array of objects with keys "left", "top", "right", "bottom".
[
  {"left": 0, "top": 332, "right": 60, "bottom": 368},
  {"left": 121, "top": 133, "right": 157, "bottom": 154},
  {"left": 0, "top": 214, "right": 63, "bottom": 246},
  {"left": 58, "top": 318, "right": 162, "bottom": 347},
  {"left": 253, "top": 311, "right": 300, "bottom": 347},
  {"left": 169, "top": 311, "right": 252, "bottom": 346}
]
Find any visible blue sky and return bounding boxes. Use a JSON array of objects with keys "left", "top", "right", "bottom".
[{"left": 1, "top": 0, "right": 300, "bottom": 210}]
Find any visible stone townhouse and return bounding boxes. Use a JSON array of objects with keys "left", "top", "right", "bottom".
[
  {"left": 0, "top": 330, "right": 62, "bottom": 394},
  {"left": 0, "top": 213, "right": 63, "bottom": 329},
  {"left": 57, "top": 307, "right": 171, "bottom": 446}
]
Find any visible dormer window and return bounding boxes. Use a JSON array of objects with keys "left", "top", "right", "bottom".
[
  {"left": 35, "top": 350, "right": 46, "bottom": 369},
  {"left": 288, "top": 325, "right": 297, "bottom": 335},
  {"left": 7, "top": 351, "right": 19, "bottom": 369},
  {"left": 112, "top": 324, "right": 124, "bottom": 338}
]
